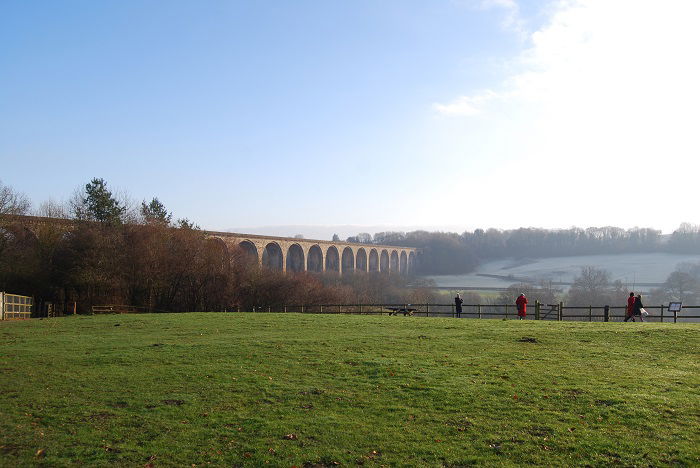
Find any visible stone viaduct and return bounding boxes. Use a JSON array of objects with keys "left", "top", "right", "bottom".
[
  {"left": 0, "top": 215, "right": 419, "bottom": 275},
  {"left": 206, "top": 231, "right": 418, "bottom": 275}
]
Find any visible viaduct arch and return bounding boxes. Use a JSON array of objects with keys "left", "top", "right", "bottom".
[
  {"left": 0, "top": 215, "right": 420, "bottom": 276},
  {"left": 208, "top": 231, "right": 419, "bottom": 275}
]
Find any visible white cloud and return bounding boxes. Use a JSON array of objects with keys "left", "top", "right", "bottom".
[
  {"left": 431, "top": 0, "right": 700, "bottom": 232},
  {"left": 432, "top": 90, "right": 501, "bottom": 116},
  {"left": 442, "top": 1, "right": 700, "bottom": 118}
]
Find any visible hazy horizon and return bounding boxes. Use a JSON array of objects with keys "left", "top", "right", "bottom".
[{"left": 224, "top": 223, "right": 678, "bottom": 242}]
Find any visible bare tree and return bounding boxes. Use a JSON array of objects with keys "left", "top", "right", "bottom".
[
  {"left": 0, "top": 180, "right": 31, "bottom": 215},
  {"left": 34, "top": 199, "right": 69, "bottom": 218},
  {"left": 567, "top": 266, "right": 614, "bottom": 306},
  {"left": 662, "top": 271, "right": 699, "bottom": 303}
]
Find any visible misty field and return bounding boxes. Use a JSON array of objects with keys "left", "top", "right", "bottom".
[
  {"left": 425, "top": 252, "right": 700, "bottom": 289},
  {"left": 1, "top": 313, "right": 698, "bottom": 467}
]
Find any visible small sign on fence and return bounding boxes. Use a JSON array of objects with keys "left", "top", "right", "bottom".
[{"left": 668, "top": 302, "right": 682, "bottom": 313}]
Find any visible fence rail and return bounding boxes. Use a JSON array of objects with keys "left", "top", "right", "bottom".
[
  {"left": 241, "top": 302, "right": 700, "bottom": 323},
  {"left": 11, "top": 301, "right": 699, "bottom": 323},
  {"left": 92, "top": 305, "right": 154, "bottom": 314}
]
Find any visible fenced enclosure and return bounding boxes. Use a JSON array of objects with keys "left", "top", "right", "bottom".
[
  {"left": 0, "top": 292, "right": 33, "bottom": 320},
  {"left": 245, "top": 302, "right": 700, "bottom": 323}
]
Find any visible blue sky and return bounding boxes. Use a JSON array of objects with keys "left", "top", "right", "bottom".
[{"left": 2, "top": 1, "right": 699, "bottom": 236}]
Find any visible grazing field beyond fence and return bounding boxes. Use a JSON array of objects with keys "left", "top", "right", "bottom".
[{"left": 0, "top": 313, "right": 698, "bottom": 466}]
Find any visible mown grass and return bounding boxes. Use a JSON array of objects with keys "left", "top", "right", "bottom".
[{"left": 0, "top": 313, "right": 698, "bottom": 467}]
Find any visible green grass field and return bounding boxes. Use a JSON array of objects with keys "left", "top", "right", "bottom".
[{"left": 1, "top": 313, "right": 698, "bottom": 467}]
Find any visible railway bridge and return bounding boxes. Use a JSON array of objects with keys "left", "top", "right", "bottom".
[
  {"left": 207, "top": 231, "right": 418, "bottom": 275},
  {"left": 0, "top": 215, "right": 418, "bottom": 275}
]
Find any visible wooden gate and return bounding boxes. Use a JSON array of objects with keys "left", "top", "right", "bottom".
[{"left": 0, "top": 292, "right": 33, "bottom": 320}]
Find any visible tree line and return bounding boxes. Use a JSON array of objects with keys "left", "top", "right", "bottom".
[
  {"left": 349, "top": 224, "right": 700, "bottom": 274},
  {"left": 0, "top": 179, "right": 433, "bottom": 315},
  {"left": 3, "top": 178, "right": 700, "bottom": 312}
]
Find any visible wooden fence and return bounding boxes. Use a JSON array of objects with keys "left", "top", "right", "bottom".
[
  {"left": 30, "top": 302, "right": 700, "bottom": 323},
  {"left": 91, "top": 305, "right": 169, "bottom": 314},
  {"left": 0, "top": 292, "right": 33, "bottom": 320},
  {"left": 242, "top": 302, "right": 700, "bottom": 322}
]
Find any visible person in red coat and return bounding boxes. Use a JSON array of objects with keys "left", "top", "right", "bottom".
[
  {"left": 516, "top": 293, "right": 528, "bottom": 320},
  {"left": 624, "top": 292, "right": 635, "bottom": 322}
]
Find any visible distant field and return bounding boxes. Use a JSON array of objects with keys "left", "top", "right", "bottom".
[
  {"left": 434, "top": 289, "right": 501, "bottom": 300},
  {"left": 1, "top": 313, "right": 698, "bottom": 467},
  {"left": 424, "top": 253, "right": 700, "bottom": 290}
]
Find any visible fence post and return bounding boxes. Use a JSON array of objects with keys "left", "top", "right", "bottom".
[
  {"left": 604, "top": 305, "right": 609, "bottom": 322},
  {"left": 588, "top": 305, "right": 592, "bottom": 322},
  {"left": 660, "top": 304, "right": 664, "bottom": 323},
  {"left": 359, "top": 304, "right": 363, "bottom": 314},
  {"left": 451, "top": 303, "right": 455, "bottom": 318},
  {"left": 505, "top": 303, "right": 508, "bottom": 319},
  {"left": 558, "top": 302, "right": 563, "bottom": 321},
  {"left": 284, "top": 305, "right": 287, "bottom": 313},
  {"left": 426, "top": 303, "right": 429, "bottom": 317},
  {"left": 674, "top": 309, "right": 677, "bottom": 323},
  {"left": 268, "top": 306, "right": 271, "bottom": 313},
  {"left": 478, "top": 304, "right": 482, "bottom": 319},
  {"left": 535, "top": 301, "right": 540, "bottom": 320}
]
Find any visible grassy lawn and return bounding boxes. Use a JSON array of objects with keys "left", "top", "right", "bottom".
[{"left": 1, "top": 313, "right": 698, "bottom": 467}]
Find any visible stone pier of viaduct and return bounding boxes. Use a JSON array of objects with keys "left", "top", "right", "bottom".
[
  {"left": 206, "top": 231, "right": 418, "bottom": 275},
  {"left": 0, "top": 216, "right": 419, "bottom": 275}
]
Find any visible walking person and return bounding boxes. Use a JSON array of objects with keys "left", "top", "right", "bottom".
[
  {"left": 455, "top": 293, "right": 463, "bottom": 318},
  {"left": 632, "top": 294, "right": 645, "bottom": 322},
  {"left": 516, "top": 293, "right": 528, "bottom": 320},
  {"left": 624, "top": 292, "right": 635, "bottom": 322}
]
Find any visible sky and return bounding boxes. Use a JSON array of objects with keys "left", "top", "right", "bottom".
[{"left": 2, "top": 0, "right": 699, "bottom": 238}]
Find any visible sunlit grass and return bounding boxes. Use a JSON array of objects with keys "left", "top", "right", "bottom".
[{"left": 1, "top": 313, "right": 698, "bottom": 466}]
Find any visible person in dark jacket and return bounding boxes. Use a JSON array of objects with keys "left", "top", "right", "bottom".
[
  {"left": 632, "top": 294, "right": 644, "bottom": 322},
  {"left": 624, "top": 292, "right": 635, "bottom": 322},
  {"left": 455, "top": 293, "right": 463, "bottom": 318}
]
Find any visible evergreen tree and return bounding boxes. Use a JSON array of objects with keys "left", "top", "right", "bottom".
[
  {"left": 141, "top": 198, "right": 172, "bottom": 225},
  {"left": 176, "top": 218, "right": 199, "bottom": 230},
  {"left": 77, "top": 178, "right": 125, "bottom": 224}
]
